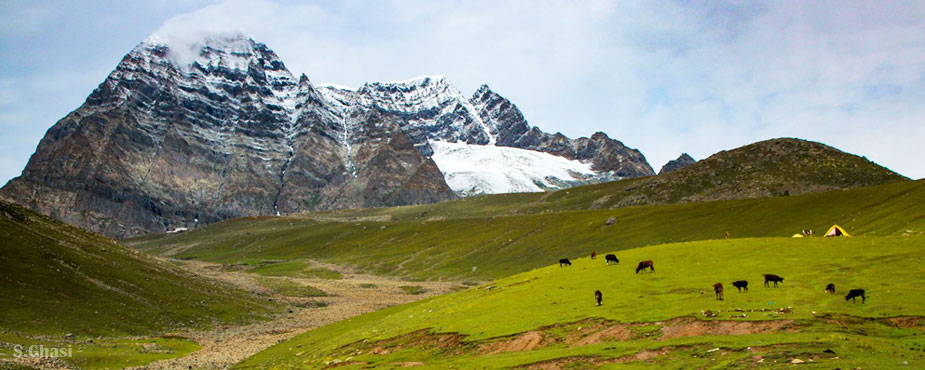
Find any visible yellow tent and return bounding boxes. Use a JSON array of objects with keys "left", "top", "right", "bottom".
[
  {"left": 824, "top": 225, "right": 850, "bottom": 237},
  {"left": 792, "top": 234, "right": 804, "bottom": 238}
]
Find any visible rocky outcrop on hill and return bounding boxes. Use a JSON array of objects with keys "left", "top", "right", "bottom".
[{"left": 658, "top": 153, "right": 696, "bottom": 175}]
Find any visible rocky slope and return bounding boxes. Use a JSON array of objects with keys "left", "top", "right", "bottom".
[
  {"left": 0, "top": 33, "right": 652, "bottom": 237},
  {"left": 658, "top": 153, "right": 696, "bottom": 174}
]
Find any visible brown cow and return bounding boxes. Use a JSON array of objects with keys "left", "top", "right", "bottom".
[
  {"left": 713, "top": 283, "right": 724, "bottom": 300},
  {"left": 825, "top": 283, "right": 836, "bottom": 294},
  {"left": 591, "top": 251, "right": 597, "bottom": 259},
  {"left": 594, "top": 290, "right": 603, "bottom": 306},
  {"left": 636, "top": 261, "right": 654, "bottom": 274}
]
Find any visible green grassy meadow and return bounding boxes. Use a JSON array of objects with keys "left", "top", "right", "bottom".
[
  {"left": 127, "top": 179, "right": 925, "bottom": 280},
  {"left": 238, "top": 235, "right": 925, "bottom": 369}
]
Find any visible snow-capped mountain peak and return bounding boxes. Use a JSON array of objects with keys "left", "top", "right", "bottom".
[{"left": 3, "top": 32, "right": 654, "bottom": 237}]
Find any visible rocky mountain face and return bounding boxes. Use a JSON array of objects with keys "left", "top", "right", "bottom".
[
  {"left": 0, "top": 34, "right": 653, "bottom": 238},
  {"left": 658, "top": 153, "right": 696, "bottom": 175}
]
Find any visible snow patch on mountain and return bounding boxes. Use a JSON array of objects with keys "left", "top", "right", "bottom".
[{"left": 429, "top": 140, "right": 599, "bottom": 196}]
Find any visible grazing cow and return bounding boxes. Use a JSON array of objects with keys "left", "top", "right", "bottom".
[
  {"left": 594, "top": 290, "right": 603, "bottom": 306},
  {"left": 605, "top": 254, "right": 619, "bottom": 265},
  {"left": 713, "top": 283, "right": 724, "bottom": 300},
  {"left": 635, "top": 260, "right": 654, "bottom": 274},
  {"left": 825, "top": 283, "right": 836, "bottom": 294},
  {"left": 763, "top": 274, "right": 784, "bottom": 287},
  {"left": 845, "top": 289, "right": 866, "bottom": 303},
  {"left": 732, "top": 280, "right": 748, "bottom": 293},
  {"left": 559, "top": 258, "right": 572, "bottom": 267},
  {"left": 803, "top": 229, "right": 815, "bottom": 237},
  {"left": 591, "top": 251, "right": 597, "bottom": 259}
]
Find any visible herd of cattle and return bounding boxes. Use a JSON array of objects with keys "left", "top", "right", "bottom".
[{"left": 560, "top": 253, "right": 867, "bottom": 307}]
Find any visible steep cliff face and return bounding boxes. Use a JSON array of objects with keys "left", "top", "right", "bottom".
[{"left": 1, "top": 33, "right": 652, "bottom": 237}]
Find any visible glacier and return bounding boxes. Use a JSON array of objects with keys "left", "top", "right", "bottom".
[{"left": 429, "top": 140, "right": 602, "bottom": 196}]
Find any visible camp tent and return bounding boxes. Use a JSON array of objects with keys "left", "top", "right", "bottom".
[
  {"left": 824, "top": 225, "right": 850, "bottom": 237},
  {"left": 792, "top": 234, "right": 804, "bottom": 238}
]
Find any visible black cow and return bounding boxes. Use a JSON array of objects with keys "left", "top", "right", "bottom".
[
  {"left": 825, "top": 283, "right": 836, "bottom": 294},
  {"left": 763, "top": 274, "right": 784, "bottom": 287},
  {"left": 594, "top": 290, "right": 603, "bottom": 306},
  {"left": 636, "top": 260, "right": 654, "bottom": 274},
  {"left": 605, "top": 254, "right": 619, "bottom": 265},
  {"left": 732, "top": 280, "right": 748, "bottom": 292},
  {"left": 845, "top": 289, "right": 866, "bottom": 303},
  {"left": 559, "top": 258, "right": 572, "bottom": 267}
]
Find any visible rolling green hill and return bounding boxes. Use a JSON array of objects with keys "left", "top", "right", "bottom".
[
  {"left": 126, "top": 179, "right": 925, "bottom": 281},
  {"left": 237, "top": 235, "right": 925, "bottom": 369},
  {"left": 0, "top": 200, "right": 278, "bottom": 336}
]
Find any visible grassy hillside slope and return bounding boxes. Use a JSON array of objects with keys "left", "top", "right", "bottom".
[
  {"left": 238, "top": 235, "right": 925, "bottom": 369},
  {"left": 127, "top": 180, "right": 925, "bottom": 280},
  {"left": 0, "top": 200, "right": 279, "bottom": 336}
]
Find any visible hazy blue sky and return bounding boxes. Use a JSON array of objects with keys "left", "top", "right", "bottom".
[{"left": 1, "top": 0, "right": 923, "bottom": 184}]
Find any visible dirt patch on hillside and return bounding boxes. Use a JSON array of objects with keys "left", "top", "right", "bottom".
[
  {"left": 881, "top": 316, "right": 923, "bottom": 328},
  {"left": 570, "top": 324, "right": 634, "bottom": 347},
  {"left": 659, "top": 317, "right": 797, "bottom": 340},
  {"left": 326, "top": 360, "right": 370, "bottom": 368},
  {"left": 333, "top": 315, "right": 797, "bottom": 364},
  {"left": 516, "top": 346, "right": 682, "bottom": 369},
  {"left": 393, "top": 361, "right": 426, "bottom": 367},
  {"left": 817, "top": 313, "right": 925, "bottom": 330},
  {"left": 480, "top": 318, "right": 620, "bottom": 354},
  {"left": 348, "top": 329, "right": 471, "bottom": 357},
  {"left": 482, "top": 331, "right": 545, "bottom": 354}
]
